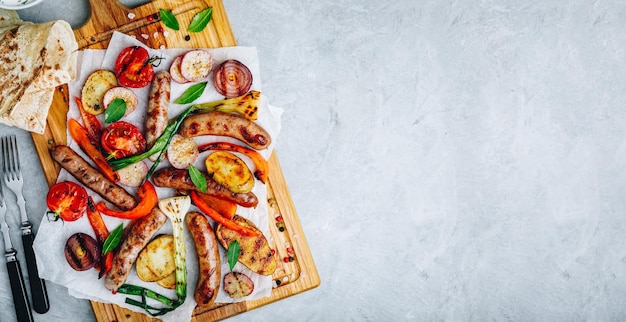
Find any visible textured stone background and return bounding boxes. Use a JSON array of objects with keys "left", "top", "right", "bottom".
[{"left": 3, "top": 0, "right": 626, "bottom": 321}]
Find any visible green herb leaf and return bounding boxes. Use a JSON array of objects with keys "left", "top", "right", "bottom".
[
  {"left": 159, "top": 9, "right": 180, "bottom": 31},
  {"left": 188, "top": 164, "right": 207, "bottom": 193},
  {"left": 102, "top": 223, "right": 124, "bottom": 254},
  {"left": 227, "top": 240, "right": 240, "bottom": 271},
  {"left": 174, "top": 82, "right": 207, "bottom": 104},
  {"left": 188, "top": 8, "right": 213, "bottom": 33},
  {"left": 104, "top": 98, "right": 126, "bottom": 123}
]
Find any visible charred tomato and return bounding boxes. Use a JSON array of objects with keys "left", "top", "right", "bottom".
[
  {"left": 46, "top": 181, "right": 88, "bottom": 222},
  {"left": 101, "top": 121, "right": 147, "bottom": 159},
  {"left": 114, "top": 46, "right": 156, "bottom": 88}
]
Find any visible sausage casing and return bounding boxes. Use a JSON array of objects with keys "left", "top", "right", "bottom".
[
  {"left": 51, "top": 145, "right": 137, "bottom": 210},
  {"left": 152, "top": 167, "right": 258, "bottom": 208},
  {"left": 178, "top": 111, "right": 271, "bottom": 150},
  {"left": 104, "top": 207, "right": 167, "bottom": 291},
  {"left": 186, "top": 211, "right": 220, "bottom": 307}
]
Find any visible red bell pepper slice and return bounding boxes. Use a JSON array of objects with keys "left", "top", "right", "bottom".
[
  {"left": 86, "top": 197, "right": 113, "bottom": 278},
  {"left": 190, "top": 191, "right": 259, "bottom": 237},
  {"left": 95, "top": 181, "right": 158, "bottom": 219},
  {"left": 68, "top": 118, "right": 120, "bottom": 183},
  {"left": 197, "top": 141, "right": 269, "bottom": 184},
  {"left": 75, "top": 97, "right": 103, "bottom": 145}
]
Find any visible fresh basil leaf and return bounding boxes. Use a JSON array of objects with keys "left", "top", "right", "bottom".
[
  {"left": 174, "top": 82, "right": 207, "bottom": 104},
  {"left": 104, "top": 98, "right": 126, "bottom": 123},
  {"left": 227, "top": 240, "right": 240, "bottom": 271},
  {"left": 188, "top": 8, "right": 213, "bottom": 33},
  {"left": 102, "top": 224, "right": 124, "bottom": 254},
  {"left": 188, "top": 164, "right": 207, "bottom": 193},
  {"left": 159, "top": 9, "right": 180, "bottom": 31}
]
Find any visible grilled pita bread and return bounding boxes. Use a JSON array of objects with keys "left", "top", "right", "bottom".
[{"left": 0, "top": 12, "right": 77, "bottom": 134}]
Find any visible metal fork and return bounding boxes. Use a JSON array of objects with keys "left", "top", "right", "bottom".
[
  {"left": 0, "top": 164, "right": 33, "bottom": 322},
  {"left": 2, "top": 135, "right": 49, "bottom": 314}
]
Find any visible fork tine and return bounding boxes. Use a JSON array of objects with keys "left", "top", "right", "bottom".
[
  {"left": 1, "top": 136, "right": 5, "bottom": 174},
  {"left": 10, "top": 135, "right": 19, "bottom": 175}
]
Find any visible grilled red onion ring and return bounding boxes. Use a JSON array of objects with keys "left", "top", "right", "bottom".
[
  {"left": 65, "top": 233, "right": 101, "bottom": 271},
  {"left": 213, "top": 59, "right": 253, "bottom": 98}
]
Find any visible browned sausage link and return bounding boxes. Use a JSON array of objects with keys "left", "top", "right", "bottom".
[
  {"left": 152, "top": 167, "right": 258, "bottom": 208},
  {"left": 186, "top": 211, "right": 220, "bottom": 307},
  {"left": 51, "top": 145, "right": 137, "bottom": 210},
  {"left": 145, "top": 70, "right": 171, "bottom": 148},
  {"left": 104, "top": 207, "right": 167, "bottom": 291},
  {"left": 178, "top": 111, "right": 271, "bottom": 150}
]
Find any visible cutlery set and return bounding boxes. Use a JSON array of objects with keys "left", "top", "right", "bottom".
[{"left": 0, "top": 135, "right": 49, "bottom": 321}]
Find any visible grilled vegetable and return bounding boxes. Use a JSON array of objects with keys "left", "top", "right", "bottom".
[
  {"left": 190, "top": 191, "right": 259, "bottom": 236},
  {"left": 65, "top": 233, "right": 101, "bottom": 271},
  {"left": 81, "top": 70, "right": 118, "bottom": 115},
  {"left": 180, "top": 50, "right": 212, "bottom": 82},
  {"left": 103, "top": 86, "right": 139, "bottom": 120},
  {"left": 205, "top": 151, "right": 254, "bottom": 194},
  {"left": 117, "top": 161, "right": 148, "bottom": 188},
  {"left": 46, "top": 181, "right": 88, "bottom": 222},
  {"left": 169, "top": 55, "right": 189, "bottom": 84},
  {"left": 101, "top": 121, "right": 147, "bottom": 159},
  {"left": 115, "top": 46, "right": 156, "bottom": 88},
  {"left": 191, "top": 90, "right": 260, "bottom": 120},
  {"left": 223, "top": 271, "right": 254, "bottom": 299},
  {"left": 198, "top": 141, "right": 269, "bottom": 184},
  {"left": 190, "top": 191, "right": 237, "bottom": 219},
  {"left": 157, "top": 272, "right": 176, "bottom": 289},
  {"left": 95, "top": 181, "right": 157, "bottom": 219},
  {"left": 213, "top": 59, "right": 253, "bottom": 98},
  {"left": 215, "top": 215, "right": 276, "bottom": 276},
  {"left": 167, "top": 134, "right": 198, "bottom": 169},
  {"left": 158, "top": 196, "right": 191, "bottom": 305},
  {"left": 136, "top": 235, "right": 176, "bottom": 282},
  {"left": 86, "top": 198, "right": 113, "bottom": 278},
  {"left": 75, "top": 97, "right": 103, "bottom": 145}
]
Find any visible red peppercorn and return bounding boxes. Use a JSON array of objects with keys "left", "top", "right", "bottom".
[
  {"left": 147, "top": 15, "right": 153, "bottom": 22},
  {"left": 157, "top": 26, "right": 164, "bottom": 33},
  {"left": 283, "top": 257, "right": 289, "bottom": 263}
]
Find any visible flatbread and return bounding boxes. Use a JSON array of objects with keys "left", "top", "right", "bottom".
[{"left": 0, "top": 14, "right": 77, "bottom": 134}]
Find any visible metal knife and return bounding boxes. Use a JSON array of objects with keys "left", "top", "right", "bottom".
[{"left": 0, "top": 207, "right": 33, "bottom": 322}]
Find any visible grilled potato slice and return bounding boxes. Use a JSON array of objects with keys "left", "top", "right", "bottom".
[
  {"left": 215, "top": 215, "right": 276, "bottom": 276},
  {"left": 205, "top": 151, "right": 254, "bottom": 194},
  {"left": 136, "top": 235, "right": 176, "bottom": 282},
  {"left": 81, "top": 70, "right": 118, "bottom": 115},
  {"left": 157, "top": 272, "right": 176, "bottom": 289}
]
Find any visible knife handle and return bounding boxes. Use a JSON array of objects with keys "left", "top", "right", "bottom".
[
  {"left": 22, "top": 233, "right": 50, "bottom": 313},
  {"left": 7, "top": 260, "right": 34, "bottom": 322}
]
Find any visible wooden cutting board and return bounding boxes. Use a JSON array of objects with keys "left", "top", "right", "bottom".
[{"left": 29, "top": 0, "right": 320, "bottom": 320}]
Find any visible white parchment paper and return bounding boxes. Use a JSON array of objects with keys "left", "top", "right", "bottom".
[{"left": 33, "top": 32, "right": 283, "bottom": 321}]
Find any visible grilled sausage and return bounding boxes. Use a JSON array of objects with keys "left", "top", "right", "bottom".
[
  {"left": 104, "top": 207, "right": 167, "bottom": 291},
  {"left": 186, "top": 212, "right": 220, "bottom": 307},
  {"left": 51, "top": 145, "right": 137, "bottom": 210},
  {"left": 145, "top": 71, "right": 171, "bottom": 152},
  {"left": 152, "top": 167, "right": 258, "bottom": 208},
  {"left": 178, "top": 111, "right": 271, "bottom": 150}
]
